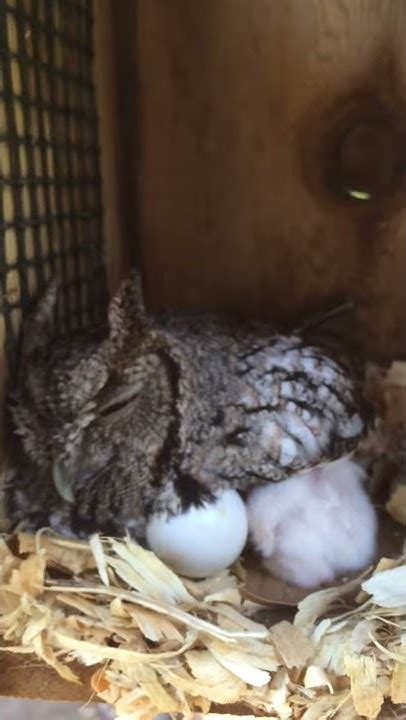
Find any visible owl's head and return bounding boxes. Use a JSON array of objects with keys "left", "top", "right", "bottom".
[{"left": 17, "top": 269, "right": 151, "bottom": 411}]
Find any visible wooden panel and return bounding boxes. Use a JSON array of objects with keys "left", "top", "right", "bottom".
[
  {"left": 0, "top": 654, "right": 91, "bottom": 702},
  {"left": 93, "top": 0, "right": 132, "bottom": 295},
  {"left": 116, "top": 0, "right": 406, "bottom": 359}
]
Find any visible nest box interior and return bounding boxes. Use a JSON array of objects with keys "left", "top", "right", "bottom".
[{"left": 1, "top": 0, "right": 406, "bottom": 707}]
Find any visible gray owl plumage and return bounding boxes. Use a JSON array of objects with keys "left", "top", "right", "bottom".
[{"left": 6, "top": 271, "right": 368, "bottom": 538}]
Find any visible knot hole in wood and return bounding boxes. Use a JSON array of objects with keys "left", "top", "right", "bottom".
[{"left": 336, "top": 122, "right": 405, "bottom": 203}]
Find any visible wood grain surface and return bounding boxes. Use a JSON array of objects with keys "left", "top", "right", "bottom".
[
  {"left": 115, "top": 0, "right": 406, "bottom": 359},
  {"left": 0, "top": 653, "right": 92, "bottom": 702},
  {"left": 94, "top": 0, "right": 132, "bottom": 296}
]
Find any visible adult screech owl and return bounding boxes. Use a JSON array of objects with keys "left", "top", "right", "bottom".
[{"left": 6, "top": 271, "right": 368, "bottom": 538}]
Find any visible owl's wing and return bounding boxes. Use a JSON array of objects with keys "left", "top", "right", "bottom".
[
  {"left": 187, "top": 334, "right": 368, "bottom": 492},
  {"left": 240, "top": 337, "right": 365, "bottom": 477}
]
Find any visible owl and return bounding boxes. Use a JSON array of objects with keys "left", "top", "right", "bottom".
[{"left": 5, "top": 271, "right": 369, "bottom": 540}]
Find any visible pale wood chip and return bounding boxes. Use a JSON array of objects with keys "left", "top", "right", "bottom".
[
  {"left": 270, "top": 620, "right": 314, "bottom": 668},
  {"left": 344, "top": 655, "right": 384, "bottom": 719}
]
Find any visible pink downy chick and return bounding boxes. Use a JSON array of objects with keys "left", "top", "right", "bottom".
[{"left": 247, "top": 458, "right": 377, "bottom": 589}]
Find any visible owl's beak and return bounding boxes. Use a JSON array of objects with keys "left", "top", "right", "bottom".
[{"left": 52, "top": 459, "right": 75, "bottom": 504}]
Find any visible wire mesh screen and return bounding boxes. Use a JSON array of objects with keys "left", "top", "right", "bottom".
[{"left": 0, "top": 0, "right": 108, "bottom": 372}]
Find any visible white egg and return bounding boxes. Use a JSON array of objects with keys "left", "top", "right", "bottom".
[{"left": 146, "top": 489, "right": 248, "bottom": 578}]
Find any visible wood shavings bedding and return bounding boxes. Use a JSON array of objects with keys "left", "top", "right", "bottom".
[{"left": 0, "top": 531, "right": 405, "bottom": 720}]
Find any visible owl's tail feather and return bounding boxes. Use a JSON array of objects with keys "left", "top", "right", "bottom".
[{"left": 107, "top": 269, "right": 149, "bottom": 352}]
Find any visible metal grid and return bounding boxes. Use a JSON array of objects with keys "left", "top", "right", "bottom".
[{"left": 0, "top": 0, "right": 108, "bottom": 372}]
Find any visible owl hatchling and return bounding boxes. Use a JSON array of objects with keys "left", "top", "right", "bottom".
[{"left": 6, "top": 271, "right": 368, "bottom": 540}]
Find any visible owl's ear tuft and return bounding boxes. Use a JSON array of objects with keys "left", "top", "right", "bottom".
[
  {"left": 20, "top": 278, "right": 59, "bottom": 362},
  {"left": 108, "top": 268, "right": 149, "bottom": 349}
]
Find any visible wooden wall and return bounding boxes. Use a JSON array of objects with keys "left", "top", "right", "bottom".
[
  {"left": 94, "top": 0, "right": 133, "bottom": 296},
  {"left": 114, "top": 0, "right": 406, "bottom": 360}
]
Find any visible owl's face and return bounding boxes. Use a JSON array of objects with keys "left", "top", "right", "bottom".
[{"left": 53, "top": 349, "right": 176, "bottom": 493}]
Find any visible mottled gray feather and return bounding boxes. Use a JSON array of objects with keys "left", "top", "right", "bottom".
[{"left": 6, "top": 271, "right": 368, "bottom": 539}]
